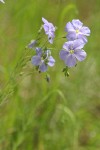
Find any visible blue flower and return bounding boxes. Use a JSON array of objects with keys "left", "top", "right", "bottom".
[
  {"left": 59, "top": 39, "right": 87, "bottom": 67},
  {"left": 65, "top": 19, "right": 90, "bottom": 43},
  {"left": 31, "top": 48, "right": 55, "bottom": 72},
  {"left": 42, "top": 17, "right": 56, "bottom": 44}
]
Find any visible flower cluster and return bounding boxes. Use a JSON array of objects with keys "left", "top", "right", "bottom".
[
  {"left": 31, "top": 48, "right": 55, "bottom": 72},
  {"left": 28, "top": 18, "right": 90, "bottom": 78},
  {"left": 60, "top": 19, "right": 90, "bottom": 68},
  {"left": 28, "top": 17, "right": 56, "bottom": 73}
]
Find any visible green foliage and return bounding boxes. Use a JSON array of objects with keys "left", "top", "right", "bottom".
[{"left": 0, "top": 0, "right": 100, "bottom": 150}]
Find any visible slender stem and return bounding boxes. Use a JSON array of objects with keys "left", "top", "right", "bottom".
[{"left": 40, "top": 39, "right": 48, "bottom": 49}]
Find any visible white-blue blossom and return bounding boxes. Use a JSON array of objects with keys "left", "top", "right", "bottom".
[
  {"left": 31, "top": 48, "right": 55, "bottom": 72},
  {"left": 65, "top": 19, "right": 90, "bottom": 43},
  {"left": 60, "top": 39, "right": 87, "bottom": 67},
  {"left": 42, "top": 17, "right": 56, "bottom": 44}
]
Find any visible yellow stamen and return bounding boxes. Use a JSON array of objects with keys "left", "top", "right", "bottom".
[
  {"left": 76, "top": 29, "right": 79, "bottom": 33},
  {"left": 70, "top": 50, "right": 74, "bottom": 54}
]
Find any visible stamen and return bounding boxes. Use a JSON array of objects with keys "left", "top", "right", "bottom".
[
  {"left": 70, "top": 50, "right": 74, "bottom": 54},
  {"left": 76, "top": 29, "right": 79, "bottom": 33}
]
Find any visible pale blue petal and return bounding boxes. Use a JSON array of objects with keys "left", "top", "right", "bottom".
[
  {"left": 65, "top": 22, "right": 75, "bottom": 32},
  {"left": 36, "top": 47, "right": 42, "bottom": 56},
  {"left": 72, "top": 19, "right": 83, "bottom": 29},
  {"left": 31, "top": 56, "right": 41, "bottom": 66},
  {"left": 43, "top": 24, "right": 49, "bottom": 34},
  {"left": 42, "top": 17, "right": 49, "bottom": 24},
  {"left": 65, "top": 54, "right": 76, "bottom": 67},
  {"left": 77, "top": 34, "right": 88, "bottom": 43},
  {"left": 59, "top": 50, "right": 69, "bottom": 60},
  {"left": 73, "top": 39, "right": 85, "bottom": 50},
  {"left": 49, "top": 23, "right": 55, "bottom": 31},
  {"left": 80, "top": 26, "right": 90, "bottom": 36},
  {"left": 67, "top": 31, "right": 76, "bottom": 41},
  {"left": 74, "top": 49, "right": 87, "bottom": 61},
  {"left": 48, "top": 31, "right": 55, "bottom": 38},
  {"left": 39, "top": 62, "right": 48, "bottom": 72},
  {"left": 63, "top": 41, "right": 74, "bottom": 51},
  {"left": 48, "top": 56, "right": 55, "bottom": 66}
]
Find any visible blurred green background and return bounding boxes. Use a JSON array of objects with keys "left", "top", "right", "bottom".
[{"left": 0, "top": 0, "right": 100, "bottom": 150}]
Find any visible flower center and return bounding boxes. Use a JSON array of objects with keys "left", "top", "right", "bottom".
[
  {"left": 76, "top": 29, "right": 79, "bottom": 33},
  {"left": 70, "top": 50, "right": 74, "bottom": 54}
]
